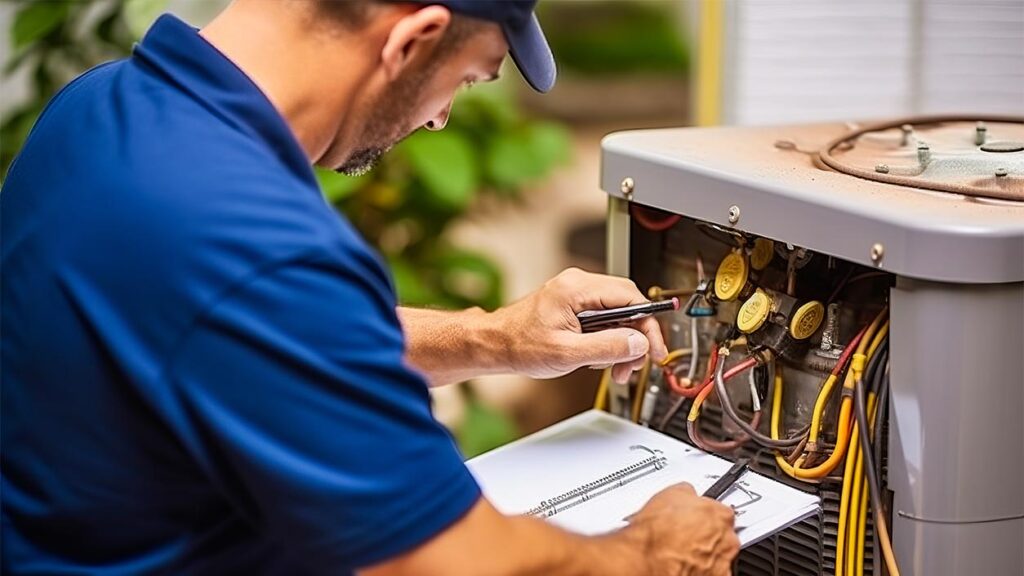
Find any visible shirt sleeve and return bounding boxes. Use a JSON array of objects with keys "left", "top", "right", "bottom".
[{"left": 164, "top": 250, "right": 480, "bottom": 572}]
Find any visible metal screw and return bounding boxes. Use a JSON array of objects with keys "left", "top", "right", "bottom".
[
  {"left": 900, "top": 124, "right": 913, "bottom": 147},
  {"left": 620, "top": 177, "right": 634, "bottom": 200},
  {"left": 975, "top": 122, "right": 987, "bottom": 146},
  {"left": 917, "top": 142, "right": 931, "bottom": 166},
  {"left": 727, "top": 205, "right": 741, "bottom": 224},
  {"left": 995, "top": 167, "right": 1008, "bottom": 178},
  {"left": 875, "top": 164, "right": 890, "bottom": 174},
  {"left": 870, "top": 243, "right": 885, "bottom": 265}
]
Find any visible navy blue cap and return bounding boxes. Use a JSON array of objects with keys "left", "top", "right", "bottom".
[{"left": 413, "top": 0, "right": 556, "bottom": 92}]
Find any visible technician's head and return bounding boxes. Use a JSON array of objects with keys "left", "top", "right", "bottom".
[{"left": 307, "top": 0, "right": 556, "bottom": 175}]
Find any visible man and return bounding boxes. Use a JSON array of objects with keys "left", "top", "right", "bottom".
[{"left": 0, "top": 1, "right": 739, "bottom": 574}]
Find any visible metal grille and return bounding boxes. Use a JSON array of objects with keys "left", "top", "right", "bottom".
[{"left": 651, "top": 393, "right": 885, "bottom": 575}]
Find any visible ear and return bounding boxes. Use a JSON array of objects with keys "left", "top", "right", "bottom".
[{"left": 379, "top": 5, "right": 452, "bottom": 82}]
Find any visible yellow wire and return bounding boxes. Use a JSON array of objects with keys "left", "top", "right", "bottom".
[
  {"left": 631, "top": 357, "right": 651, "bottom": 423},
  {"left": 778, "top": 310, "right": 887, "bottom": 486},
  {"left": 660, "top": 347, "right": 693, "bottom": 367},
  {"left": 836, "top": 391, "right": 859, "bottom": 576},
  {"left": 848, "top": 349, "right": 885, "bottom": 576},
  {"left": 840, "top": 323, "right": 886, "bottom": 576},
  {"left": 866, "top": 320, "right": 890, "bottom": 360},
  {"left": 594, "top": 368, "right": 610, "bottom": 411},
  {"left": 856, "top": 481, "right": 869, "bottom": 575},
  {"left": 809, "top": 311, "right": 887, "bottom": 446}
]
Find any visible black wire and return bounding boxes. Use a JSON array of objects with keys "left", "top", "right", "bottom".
[
  {"left": 855, "top": 366, "right": 890, "bottom": 565},
  {"left": 872, "top": 360, "right": 890, "bottom": 477},
  {"left": 865, "top": 344, "right": 889, "bottom": 572},
  {"left": 714, "top": 358, "right": 805, "bottom": 448},
  {"left": 864, "top": 336, "right": 889, "bottom": 396}
]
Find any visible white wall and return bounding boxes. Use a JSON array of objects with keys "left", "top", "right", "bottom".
[{"left": 722, "top": 0, "right": 1024, "bottom": 124}]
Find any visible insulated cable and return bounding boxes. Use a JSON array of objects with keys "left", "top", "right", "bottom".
[
  {"left": 775, "top": 308, "right": 886, "bottom": 481},
  {"left": 856, "top": 359, "right": 900, "bottom": 576},
  {"left": 714, "top": 349, "right": 805, "bottom": 449}
]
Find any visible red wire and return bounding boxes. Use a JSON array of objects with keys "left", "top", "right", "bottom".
[
  {"left": 665, "top": 345, "right": 718, "bottom": 397},
  {"left": 688, "top": 355, "right": 761, "bottom": 452},
  {"left": 630, "top": 204, "right": 682, "bottom": 232}
]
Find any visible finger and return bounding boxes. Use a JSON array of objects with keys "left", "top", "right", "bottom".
[
  {"left": 669, "top": 482, "right": 697, "bottom": 495},
  {"left": 634, "top": 316, "right": 669, "bottom": 363},
  {"left": 571, "top": 273, "right": 649, "bottom": 311},
  {"left": 611, "top": 363, "right": 632, "bottom": 384},
  {"left": 563, "top": 328, "right": 649, "bottom": 370}
]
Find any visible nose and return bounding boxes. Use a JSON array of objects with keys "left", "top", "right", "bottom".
[{"left": 425, "top": 102, "right": 453, "bottom": 131}]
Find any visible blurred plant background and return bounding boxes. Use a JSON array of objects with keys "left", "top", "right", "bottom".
[{"left": 1, "top": 0, "right": 692, "bottom": 457}]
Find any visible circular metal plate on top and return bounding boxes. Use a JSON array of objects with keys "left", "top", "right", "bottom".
[{"left": 980, "top": 141, "right": 1024, "bottom": 153}]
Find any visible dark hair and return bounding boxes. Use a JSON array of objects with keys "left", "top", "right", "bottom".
[{"left": 314, "top": 0, "right": 479, "bottom": 56}]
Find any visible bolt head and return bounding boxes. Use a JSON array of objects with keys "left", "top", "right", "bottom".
[
  {"left": 727, "top": 205, "right": 741, "bottom": 224},
  {"left": 620, "top": 177, "right": 635, "bottom": 198},
  {"left": 995, "top": 168, "right": 1009, "bottom": 178},
  {"left": 875, "top": 164, "right": 890, "bottom": 174},
  {"left": 870, "top": 243, "right": 885, "bottom": 264}
]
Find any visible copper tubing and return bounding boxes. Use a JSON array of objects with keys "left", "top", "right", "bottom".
[{"left": 817, "top": 114, "right": 1024, "bottom": 202}]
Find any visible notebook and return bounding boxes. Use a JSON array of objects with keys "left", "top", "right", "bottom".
[{"left": 466, "top": 409, "right": 819, "bottom": 548}]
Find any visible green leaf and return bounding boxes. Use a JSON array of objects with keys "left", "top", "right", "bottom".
[
  {"left": 526, "top": 122, "right": 572, "bottom": 168},
  {"left": 387, "top": 256, "right": 439, "bottom": 307},
  {"left": 484, "top": 130, "right": 540, "bottom": 189},
  {"left": 316, "top": 168, "right": 368, "bottom": 203},
  {"left": 12, "top": 1, "right": 70, "bottom": 49},
  {"left": 436, "top": 248, "right": 503, "bottom": 311},
  {"left": 456, "top": 395, "right": 518, "bottom": 459},
  {"left": 399, "top": 129, "right": 478, "bottom": 210},
  {"left": 124, "top": 0, "right": 168, "bottom": 39}
]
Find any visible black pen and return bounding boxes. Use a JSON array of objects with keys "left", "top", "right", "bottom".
[
  {"left": 702, "top": 459, "right": 750, "bottom": 501},
  {"left": 576, "top": 298, "right": 680, "bottom": 332}
]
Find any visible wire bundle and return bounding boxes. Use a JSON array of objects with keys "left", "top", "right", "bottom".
[{"left": 593, "top": 283, "right": 900, "bottom": 576}]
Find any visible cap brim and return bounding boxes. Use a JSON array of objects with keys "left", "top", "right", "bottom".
[{"left": 504, "top": 13, "right": 556, "bottom": 93}]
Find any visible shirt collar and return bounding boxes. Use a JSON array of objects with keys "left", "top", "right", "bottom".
[{"left": 132, "top": 14, "right": 314, "bottom": 181}]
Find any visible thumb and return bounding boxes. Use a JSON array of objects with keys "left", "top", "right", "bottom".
[{"left": 565, "top": 327, "right": 649, "bottom": 368}]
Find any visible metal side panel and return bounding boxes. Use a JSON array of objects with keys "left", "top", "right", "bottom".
[
  {"left": 606, "top": 196, "right": 630, "bottom": 278},
  {"left": 599, "top": 125, "right": 1024, "bottom": 284},
  {"left": 889, "top": 279, "right": 1024, "bottom": 575}
]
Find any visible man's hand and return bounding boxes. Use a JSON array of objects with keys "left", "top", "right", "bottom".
[
  {"left": 361, "top": 485, "right": 739, "bottom": 576},
  {"left": 493, "top": 267, "right": 669, "bottom": 383},
  {"left": 621, "top": 483, "right": 741, "bottom": 575},
  {"left": 398, "top": 268, "right": 669, "bottom": 386}
]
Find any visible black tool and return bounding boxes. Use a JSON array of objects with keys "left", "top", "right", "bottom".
[
  {"left": 576, "top": 298, "right": 680, "bottom": 333},
  {"left": 702, "top": 459, "right": 750, "bottom": 501}
]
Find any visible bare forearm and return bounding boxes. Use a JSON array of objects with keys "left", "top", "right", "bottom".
[
  {"left": 362, "top": 499, "right": 648, "bottom": 576},
  {"left": 397, "top": 307, "right": 512, "bottom": 386}
]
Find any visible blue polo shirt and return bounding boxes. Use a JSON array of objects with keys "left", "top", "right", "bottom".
[{"left": 1, "top": 14, "right": 480, "bottom": 575}]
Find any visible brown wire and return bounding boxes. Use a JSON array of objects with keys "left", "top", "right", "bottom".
[{"left": 688, "top": 411, "right": 762, "bottom": 453}]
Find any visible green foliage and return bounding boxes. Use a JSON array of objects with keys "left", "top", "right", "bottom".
[
  {"left": 2, "top": 0, "right": 143, "bottom": 176},
  {"left": 539, "top": 0, "right": 689, "bottom": 77},
  {"left": 324, "top": 80, "right": 570, "bottom": 312}
]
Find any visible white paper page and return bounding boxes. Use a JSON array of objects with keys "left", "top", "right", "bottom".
[{"left": 467, "top": 410, "right": 819, "bottom": 547}]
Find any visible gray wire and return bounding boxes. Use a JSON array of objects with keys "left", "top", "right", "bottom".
[
  {"left": 855, "top": 366, "right": 890, "bottom": 562},
  {"left": 714, "top": 357, "right": 804, "bottom": 448},
  {"left": 687, "top": 316, "right": 700, "bottom": 384}
]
